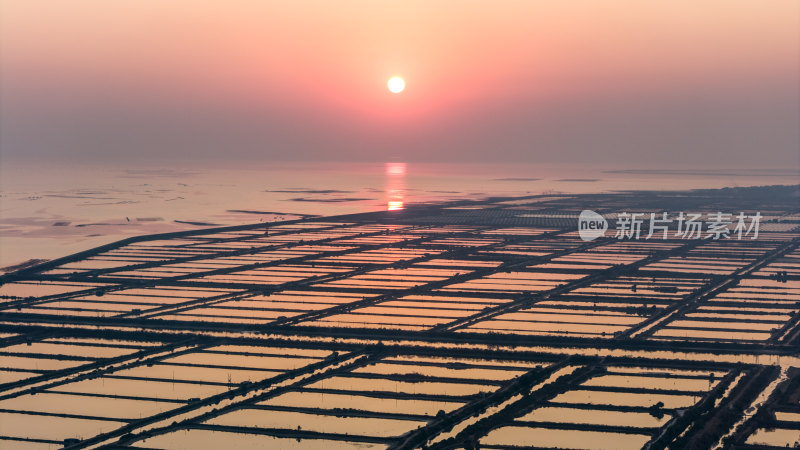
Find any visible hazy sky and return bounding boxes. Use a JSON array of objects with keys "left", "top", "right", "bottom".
[{"left": 1, "top": 1, "right": 798, "bottom": 166}]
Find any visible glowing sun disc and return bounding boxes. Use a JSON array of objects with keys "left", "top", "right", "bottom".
[{"left": 388, "top": 76, "right": 405, "bottom": 93}]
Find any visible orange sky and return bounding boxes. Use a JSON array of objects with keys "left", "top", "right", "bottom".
[{"left": 1, "top": 1, "right": 798, "bottom": 165}]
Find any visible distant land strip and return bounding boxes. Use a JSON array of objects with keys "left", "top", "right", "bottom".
[
  {"left": 605, "top": 169, "right": 800, "bottom": 176},
  {"left": 227, "top": 209, "right": 317, "bottom": 217}
]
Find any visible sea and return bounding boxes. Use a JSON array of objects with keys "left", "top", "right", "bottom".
[{"left": 1, "top": 160, "right": 797, "bottom": 269}]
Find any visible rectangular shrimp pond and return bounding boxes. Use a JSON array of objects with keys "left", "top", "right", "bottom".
[{"left": 1, "top": 186, "right": 799, "bottom": 449}]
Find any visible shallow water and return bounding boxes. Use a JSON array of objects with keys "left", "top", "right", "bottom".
[
  {"left": 305, "top": 376, "right": 492, "bottom": 397},
  {"left": 551, "top": 389, "right": 700, "bottom": 409},
  {"left": 746, "top": 428, "right": 800, "bottom": 447},
  {"left": 518, "top": 406, "right": 670, "bottom": 428},
  {"left": 0, "top": 411, "right": 126, "bottom": 442},
  {"left": 137, "top": 428, "right": 388, "bottom": 450},
  {"left": 49, "top": 376, "right": 227, "bottom": 400},
  {"left": 206, "top": 408, "right": 427, "bottom": 438},
  {"left": 258, "top": 390, "right": 464, "bottom": 416},
  {"left": 0, "top": 391, "right": 177, "bottom": 419},
  {"left": 481, "top": 425, "right": 652, "bottom": 449}
]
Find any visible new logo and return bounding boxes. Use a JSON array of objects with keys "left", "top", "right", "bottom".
[{"left": 578, "top": 210, "right": 608, "bottom": 241}]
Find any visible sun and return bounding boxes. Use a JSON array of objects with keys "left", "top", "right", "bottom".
[{"left": 387, "top": 76, "right": 405, "bottom": 94}]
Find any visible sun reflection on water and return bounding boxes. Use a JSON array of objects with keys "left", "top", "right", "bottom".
[{"left": 386, "top": 162, "right": 406, "bottom": 211}]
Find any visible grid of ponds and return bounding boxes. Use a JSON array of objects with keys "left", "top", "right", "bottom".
[
  {"left": 0, "top": 334, "right": 763, "bottom": 450},
  {"left": 733, "top": 367, "right": 800, "bottom": 449},
  {"left": 1, "top": 187, "right": 798, "bottom": 449}
]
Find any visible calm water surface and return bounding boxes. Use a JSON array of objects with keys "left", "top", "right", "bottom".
[{"left": 1, "top": 161, "right": 796, "bottom": 267}]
